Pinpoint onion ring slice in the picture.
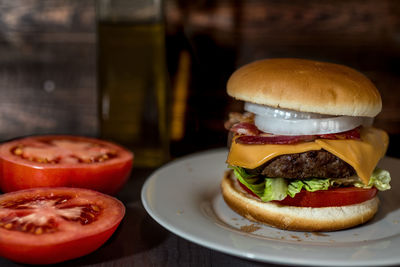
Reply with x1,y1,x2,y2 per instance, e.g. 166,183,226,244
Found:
244,102,330,119
244,102,371,135
254,114,364,135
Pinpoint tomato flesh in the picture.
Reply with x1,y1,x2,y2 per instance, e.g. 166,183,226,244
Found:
238,180,378,207
0,135,133,194
276,187,378,207
0,187,125,264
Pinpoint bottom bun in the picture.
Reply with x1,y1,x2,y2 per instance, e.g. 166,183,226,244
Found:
221,170,379,232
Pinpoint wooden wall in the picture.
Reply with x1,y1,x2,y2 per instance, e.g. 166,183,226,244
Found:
0,0,97,141
0,0,399,156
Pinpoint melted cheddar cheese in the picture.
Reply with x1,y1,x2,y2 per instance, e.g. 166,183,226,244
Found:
226,127,389,184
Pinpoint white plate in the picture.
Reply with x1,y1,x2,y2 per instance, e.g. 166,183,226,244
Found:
141,148,400,266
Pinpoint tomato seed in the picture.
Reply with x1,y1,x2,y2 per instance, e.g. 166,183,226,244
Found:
35,227,43,235
37,158,48,163
92,205,100,212
13,148,23,155
4,223,12,229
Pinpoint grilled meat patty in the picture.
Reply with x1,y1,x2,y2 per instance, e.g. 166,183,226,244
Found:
260,150,356,179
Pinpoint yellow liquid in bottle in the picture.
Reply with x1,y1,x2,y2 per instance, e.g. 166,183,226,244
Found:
98,22,169,167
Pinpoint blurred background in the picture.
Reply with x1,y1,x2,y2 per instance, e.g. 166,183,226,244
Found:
0,0,399,167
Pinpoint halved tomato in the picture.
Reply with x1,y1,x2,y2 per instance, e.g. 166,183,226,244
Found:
239,180,378,207
0,135,133,194
0,187,125,264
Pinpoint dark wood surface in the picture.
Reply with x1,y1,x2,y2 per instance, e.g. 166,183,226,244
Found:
0,0,97,141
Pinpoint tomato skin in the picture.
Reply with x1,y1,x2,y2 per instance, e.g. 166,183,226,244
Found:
0,135,133,194
0,223,119,265
276,187,378,207
0,187,125,264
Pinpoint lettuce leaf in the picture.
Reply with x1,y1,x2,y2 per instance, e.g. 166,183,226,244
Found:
287,179,330,197
353,168,391,191
263,178,287,201
229,165,391,202
230,165,330,201
230,166,264,195
231,165,287,201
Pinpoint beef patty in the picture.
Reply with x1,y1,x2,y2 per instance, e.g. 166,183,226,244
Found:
261,150,355,179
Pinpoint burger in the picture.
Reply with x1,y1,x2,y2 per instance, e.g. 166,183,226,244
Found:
221,58,391,232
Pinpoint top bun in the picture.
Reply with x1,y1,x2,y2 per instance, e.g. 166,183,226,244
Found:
227,58,382,117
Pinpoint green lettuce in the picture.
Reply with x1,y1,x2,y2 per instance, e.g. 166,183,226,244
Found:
263,178,287,201
231,165,265,196
231,164,287,201
229,165,391,202
288,179,330,197
353,168,391,191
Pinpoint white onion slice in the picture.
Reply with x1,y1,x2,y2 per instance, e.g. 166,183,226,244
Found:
254,114,365,135
244,102,372,135
245,102,330,120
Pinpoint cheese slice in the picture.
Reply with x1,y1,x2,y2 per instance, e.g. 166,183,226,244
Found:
227,127,389,184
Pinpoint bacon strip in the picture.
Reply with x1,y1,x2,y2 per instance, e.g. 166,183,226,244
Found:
236,135,316,145
235,127,361,145
320,127,360,140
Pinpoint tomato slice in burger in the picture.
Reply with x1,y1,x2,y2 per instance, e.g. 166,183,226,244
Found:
0,135,133,194
276,187,378,208
239,180,378,207
0,187,125,264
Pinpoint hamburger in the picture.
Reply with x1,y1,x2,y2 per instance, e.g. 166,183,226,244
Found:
221,58,391,231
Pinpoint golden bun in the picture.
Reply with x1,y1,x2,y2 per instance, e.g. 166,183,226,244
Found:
227,58,382,117
221,171,379,232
